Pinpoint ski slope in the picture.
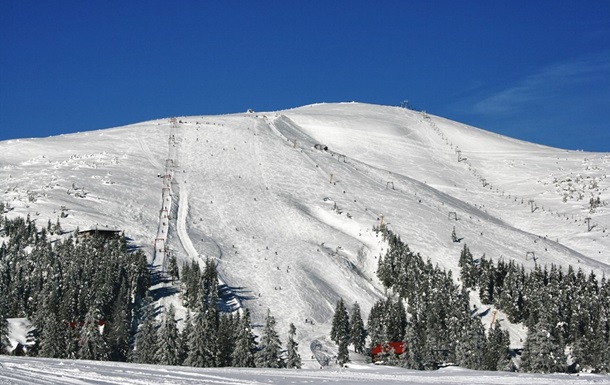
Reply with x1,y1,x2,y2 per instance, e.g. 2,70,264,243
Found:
1,102,609,364
1,356,608,385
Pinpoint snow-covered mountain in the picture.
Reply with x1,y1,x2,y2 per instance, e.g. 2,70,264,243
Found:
1,102,609,361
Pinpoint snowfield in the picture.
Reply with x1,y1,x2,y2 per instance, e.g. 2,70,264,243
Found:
1,102,609,369
1,356,608,384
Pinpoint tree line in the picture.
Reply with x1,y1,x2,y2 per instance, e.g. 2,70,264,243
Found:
132,258,302,368
328,225,610,373
459,244,610,373
0,213,302,368
0,214,148,360
331,225,511,370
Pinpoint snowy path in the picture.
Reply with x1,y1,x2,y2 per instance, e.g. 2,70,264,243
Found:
1,356,608,385
176,182,199,259
135,130,163,170
172,124,242,313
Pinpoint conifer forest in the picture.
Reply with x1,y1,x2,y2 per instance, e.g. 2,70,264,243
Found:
1,212,609,373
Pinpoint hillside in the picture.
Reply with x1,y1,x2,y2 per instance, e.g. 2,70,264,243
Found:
1,102,609,364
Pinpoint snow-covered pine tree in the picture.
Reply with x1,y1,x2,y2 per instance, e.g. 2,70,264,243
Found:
285,323,302,369
597,276,610,373
156,304,181,366
78,306,109,361
232,308,257,367
201,258,219,312
349,302,366,354
53,218,62,235
181,260,201,309
454,314,486,370
478,256,495,305
132,296,158,364
106,283,131,362
337,338,350,366
255,309,283,368
185,299,218,367
401,321,424,370
386,297,406,342
330,298,350,345
35,272,64,358
179,310,192,364
167,253,179,283
217,313,237,367
1,305,11,354
331,298,351,365
366,299,386,347
458,244,476,289
496,260,525,323
484,320,511,371
520,319,565,373
39,313,67,358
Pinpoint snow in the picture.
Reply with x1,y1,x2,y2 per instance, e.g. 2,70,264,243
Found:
1,356,608,384
1,102,609,368
5,319,34,353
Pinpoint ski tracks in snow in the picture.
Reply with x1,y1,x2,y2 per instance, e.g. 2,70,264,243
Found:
134,130,163,170
172,125,242,313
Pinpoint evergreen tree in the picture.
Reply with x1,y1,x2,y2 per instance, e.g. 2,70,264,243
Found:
106,283,131,362
232,309,257,367
1,304,11,354
520,320,565,373
185,300,218,367
386,298,407,342
455,315,486,370
185,258,220,367
330,298,350,366
0,300,10,354
156,304,181,366
285,323,302,369
402,321,424,370
330,298,350,345
349,302,366,354
179,310,192,364
458,244,476,289
217,313,237,367
597,276,610,373
484,320,511,371
337,337,350,366
451,227,458,242
478,257,495,305
64,327,79,359
167,253,179,283
255,309,283,368
181,261,201,309
78,306,109,361
132,297,158,364
39,313,67,358
367,300,386,347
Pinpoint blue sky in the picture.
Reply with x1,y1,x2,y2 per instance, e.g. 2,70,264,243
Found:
1,1,609,151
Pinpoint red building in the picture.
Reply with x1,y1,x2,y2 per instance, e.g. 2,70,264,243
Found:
371,342,405,362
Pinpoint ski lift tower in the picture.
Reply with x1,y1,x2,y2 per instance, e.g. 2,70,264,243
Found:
585,217,596,232
526,251,537,265
528,200,537,213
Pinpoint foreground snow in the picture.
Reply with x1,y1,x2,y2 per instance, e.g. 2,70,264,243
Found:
1,356,608,385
